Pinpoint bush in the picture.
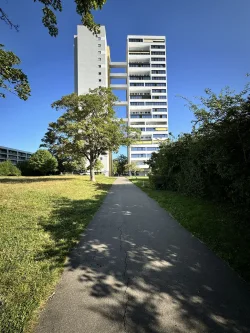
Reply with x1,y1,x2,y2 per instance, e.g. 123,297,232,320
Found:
29,149,58,175
0,161,21,176
17,160,40,176
148,85,250,210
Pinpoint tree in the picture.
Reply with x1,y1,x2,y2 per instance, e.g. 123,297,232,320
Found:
62,156,86,173
0,1,108,100
94,159,104,173
41,87,140,181
125,162,140,176
112,154,128,175
0,45,31,100
29,149,58,175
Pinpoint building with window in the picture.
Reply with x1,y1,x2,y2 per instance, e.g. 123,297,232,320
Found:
74,27,168,175
0,146,32,165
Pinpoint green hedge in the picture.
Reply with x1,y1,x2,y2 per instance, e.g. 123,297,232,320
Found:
148,86,250,210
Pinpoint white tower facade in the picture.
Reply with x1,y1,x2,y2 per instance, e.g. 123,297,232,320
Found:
74,25,111,175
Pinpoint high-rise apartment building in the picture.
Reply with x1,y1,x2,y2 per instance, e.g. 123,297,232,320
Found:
74,26,168,175
74,26,111,175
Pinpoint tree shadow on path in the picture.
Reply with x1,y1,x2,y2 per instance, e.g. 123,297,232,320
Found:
39,181,250,333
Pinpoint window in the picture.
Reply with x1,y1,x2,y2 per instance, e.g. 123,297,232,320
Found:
131,147,147,151
98,58,101,61
98,37,101,40
98,44,101,47
130,102,144,106
129,38,143,42
152,89,166,93
98,51,101,54
152,76,166,80
99,72,101,75
151,45,165,49
152,70,166,74
151,58,166,62
153,134,168,138
100,157,103,160
153,108,167,112
151,64,165,68
131,154,147,158
151,51,165,55
98,65,101,68
145,83,166,87
99,79,101,82
145,102,167,106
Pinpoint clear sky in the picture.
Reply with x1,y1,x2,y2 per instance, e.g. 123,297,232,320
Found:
1,0,250,155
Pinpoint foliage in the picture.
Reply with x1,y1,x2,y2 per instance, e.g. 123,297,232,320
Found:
17,160,39,176
112,154,128,175
0,160,21,176
125,161,140,175
0,44,31,100
94,159,104,173
0,175,114,332
62,156,86,173
29,149,58,175
148,83,250,210
130,177,250,284
0,1,107,100
41,88,140,181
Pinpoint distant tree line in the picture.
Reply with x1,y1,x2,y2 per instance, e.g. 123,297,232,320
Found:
149,82,250,211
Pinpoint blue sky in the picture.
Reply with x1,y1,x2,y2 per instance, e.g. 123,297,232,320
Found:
1,0,250,155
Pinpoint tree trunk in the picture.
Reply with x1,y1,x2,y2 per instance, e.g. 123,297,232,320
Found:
89,163,96,182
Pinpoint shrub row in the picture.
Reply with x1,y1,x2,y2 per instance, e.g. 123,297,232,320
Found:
148,87,250,210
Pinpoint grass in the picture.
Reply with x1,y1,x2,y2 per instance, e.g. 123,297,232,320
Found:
130,177,250,284
0,175,114,333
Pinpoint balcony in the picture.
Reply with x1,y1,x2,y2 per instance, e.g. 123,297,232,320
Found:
114,101,128,106
110,84,128,90
110,73,127,79
110,62,127,68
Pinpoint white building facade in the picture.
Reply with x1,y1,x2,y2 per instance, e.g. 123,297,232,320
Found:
75,27,168,175
111,35,168,174
74,25,111,176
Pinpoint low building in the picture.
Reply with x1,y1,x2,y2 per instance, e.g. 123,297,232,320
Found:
0,146,33,165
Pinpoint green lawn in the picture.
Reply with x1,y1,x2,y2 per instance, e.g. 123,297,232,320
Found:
130,177,250,283
0,175,114,333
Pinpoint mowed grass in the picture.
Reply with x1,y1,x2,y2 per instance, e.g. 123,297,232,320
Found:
130,177,250,283
0,175,114,333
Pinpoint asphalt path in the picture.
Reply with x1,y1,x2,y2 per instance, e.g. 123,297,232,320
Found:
36,177,250,333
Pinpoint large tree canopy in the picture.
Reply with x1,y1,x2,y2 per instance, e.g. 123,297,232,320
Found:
41,88,140,181
0,0,108,100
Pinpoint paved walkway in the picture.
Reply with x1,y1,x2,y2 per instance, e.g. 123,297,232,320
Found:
36,177,250,333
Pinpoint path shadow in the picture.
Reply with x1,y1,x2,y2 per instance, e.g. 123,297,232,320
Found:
36,182,112,268
64,182,250,333
38,181,250,333
0,177,75,184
